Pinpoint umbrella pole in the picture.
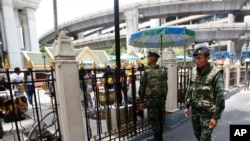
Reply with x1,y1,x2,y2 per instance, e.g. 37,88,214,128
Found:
184,45,187,66
160,18,163,67
114,0,122,107
160,34,163,67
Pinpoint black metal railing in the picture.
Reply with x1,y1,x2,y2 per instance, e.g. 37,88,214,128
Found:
79,65,176,141
177,63,192,108
0,66,191,141
0,68,60,141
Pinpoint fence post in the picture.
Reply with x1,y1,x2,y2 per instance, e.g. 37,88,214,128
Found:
236,60,241,86
53,31,85,141
223,58,230,91
163,48,178,112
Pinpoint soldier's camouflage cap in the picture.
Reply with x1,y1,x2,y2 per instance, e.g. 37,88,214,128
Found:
193,45,210,56
147,52,160,58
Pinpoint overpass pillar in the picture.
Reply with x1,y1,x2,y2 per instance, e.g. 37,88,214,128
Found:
227,41,236,54
236,60,241,86
228,14,235,23
21,8,39,52
124,7,139,53
224,58,230,91
227,40,236,63
1,0,23,68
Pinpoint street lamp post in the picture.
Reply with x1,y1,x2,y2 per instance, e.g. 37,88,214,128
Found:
40,46,46,71
0,41,3,68
245,37,249,90
42,54,46,71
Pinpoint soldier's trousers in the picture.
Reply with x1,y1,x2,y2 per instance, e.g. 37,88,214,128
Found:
146,98,165,141
191,109,213,141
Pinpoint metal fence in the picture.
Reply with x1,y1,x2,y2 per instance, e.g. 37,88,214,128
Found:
79,66,150,141
0,64,191,141
0,68,60,141
177,63,192,108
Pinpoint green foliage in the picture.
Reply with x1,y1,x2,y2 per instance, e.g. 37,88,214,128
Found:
105,44,126,55
173,48,185,56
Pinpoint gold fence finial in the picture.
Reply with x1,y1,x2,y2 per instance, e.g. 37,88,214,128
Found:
104,62,107,69
122,63,126,68
79,61,84,69
27,60,33,69
4,58,10,69
130,62,135,68
42,82,48,90
49,59,54,68
93,61,96,69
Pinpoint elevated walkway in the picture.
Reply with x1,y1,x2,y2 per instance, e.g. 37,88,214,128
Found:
73,22,250,50
39,0,250,44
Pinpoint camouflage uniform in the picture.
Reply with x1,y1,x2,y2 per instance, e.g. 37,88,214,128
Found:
139,64,168,141
185,64,225,141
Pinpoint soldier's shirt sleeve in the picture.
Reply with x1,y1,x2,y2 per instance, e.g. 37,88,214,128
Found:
184,80,192,108
139,71,148,102
212,72,225,120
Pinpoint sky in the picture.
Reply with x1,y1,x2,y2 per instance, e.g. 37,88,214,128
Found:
35,0,144,37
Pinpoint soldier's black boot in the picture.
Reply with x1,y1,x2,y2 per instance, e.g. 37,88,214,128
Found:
154,131,163,141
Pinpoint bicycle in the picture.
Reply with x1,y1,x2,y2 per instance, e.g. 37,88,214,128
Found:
26,109,60,141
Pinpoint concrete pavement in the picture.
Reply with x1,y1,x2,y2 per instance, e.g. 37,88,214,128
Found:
141,89,250,141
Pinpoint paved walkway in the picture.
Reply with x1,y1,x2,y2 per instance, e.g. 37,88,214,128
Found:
142,89,250,141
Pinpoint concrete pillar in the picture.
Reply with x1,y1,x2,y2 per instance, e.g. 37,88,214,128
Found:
0,11,7,52
163,48,178,112
1,0,23,68
227,40,236,64
77,32,84,39
227,40,236,54
244,15,250,23
124,7,139,53
21,8,39,52
97,29,102,35
223,58,230,91
236,60,241,86
228,14,235,23
21,9,31,51
54,31,85,141
149,18,160,27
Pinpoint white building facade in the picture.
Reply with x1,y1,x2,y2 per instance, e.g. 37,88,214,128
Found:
0,0,41,68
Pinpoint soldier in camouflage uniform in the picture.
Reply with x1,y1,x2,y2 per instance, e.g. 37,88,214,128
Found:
184,45,225,141
139,52,168,141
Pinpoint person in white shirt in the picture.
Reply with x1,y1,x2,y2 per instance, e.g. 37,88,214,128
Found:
10,67,23,96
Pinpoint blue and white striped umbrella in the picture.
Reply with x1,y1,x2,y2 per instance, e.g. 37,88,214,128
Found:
129,26,195,48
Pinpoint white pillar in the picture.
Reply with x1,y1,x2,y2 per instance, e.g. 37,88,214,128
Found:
223,58,230,91
21,8,39,52
236,60,241,86
124,7,139,53
1,0,23,68
227,40,235,55
228,13,235,23
0,11,7,52
21,9,31,51
54,31,85,141
163,48,179,112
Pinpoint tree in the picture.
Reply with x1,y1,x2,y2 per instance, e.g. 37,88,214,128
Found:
105,44,126,55
173,47,185,56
